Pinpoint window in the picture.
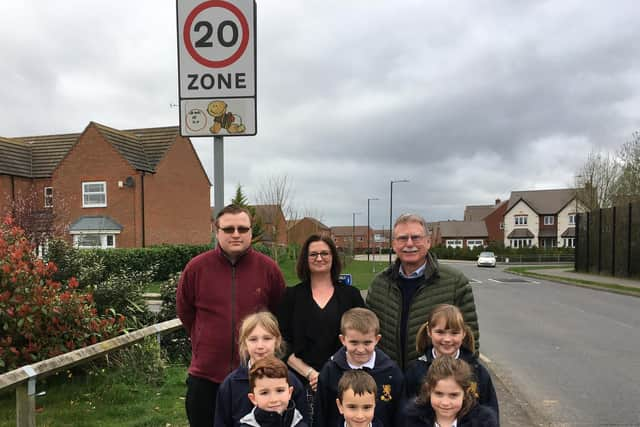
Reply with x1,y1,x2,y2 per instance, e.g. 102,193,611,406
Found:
569,214,576,225
514,215,528,225
544,216,554,225
44,187,53,208
509,238,532,248
446,239,463,248
466,239,484,250
563,238,575,248
74,234,116,249
82,181,107,207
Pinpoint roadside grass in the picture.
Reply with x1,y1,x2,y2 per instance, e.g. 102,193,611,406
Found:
0,364,188,427
279,258,388,290
505,266,640,297
143,281,162,294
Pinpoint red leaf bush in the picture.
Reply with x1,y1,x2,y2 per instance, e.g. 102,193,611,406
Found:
0,216,125,373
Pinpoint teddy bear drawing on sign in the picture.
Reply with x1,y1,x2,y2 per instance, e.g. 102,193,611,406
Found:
206,100,246,134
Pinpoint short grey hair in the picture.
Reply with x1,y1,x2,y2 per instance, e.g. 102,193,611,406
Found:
393,213,431,237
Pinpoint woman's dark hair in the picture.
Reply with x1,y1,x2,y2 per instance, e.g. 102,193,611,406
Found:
296,234,341,283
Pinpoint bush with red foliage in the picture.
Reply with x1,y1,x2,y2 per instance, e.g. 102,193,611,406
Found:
0,216,125,373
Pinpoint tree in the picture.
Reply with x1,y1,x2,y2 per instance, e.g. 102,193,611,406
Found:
3,190,70,253
230,184,264,242
255,175,298,260
576,151,620,210
614,131,640,205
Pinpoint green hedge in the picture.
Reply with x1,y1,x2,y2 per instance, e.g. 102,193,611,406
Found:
76,244,213,282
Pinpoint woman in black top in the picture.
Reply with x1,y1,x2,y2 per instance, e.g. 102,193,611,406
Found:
277,234,364,391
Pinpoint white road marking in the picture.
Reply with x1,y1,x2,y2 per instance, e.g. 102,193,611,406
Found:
488,278,501,283
470,278,482,283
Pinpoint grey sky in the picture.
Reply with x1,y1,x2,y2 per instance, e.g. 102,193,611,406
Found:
1,1,639,228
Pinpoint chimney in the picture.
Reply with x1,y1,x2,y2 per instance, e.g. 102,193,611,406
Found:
495,198,501,205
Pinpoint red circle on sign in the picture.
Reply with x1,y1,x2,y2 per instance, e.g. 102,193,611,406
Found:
184,0,250,68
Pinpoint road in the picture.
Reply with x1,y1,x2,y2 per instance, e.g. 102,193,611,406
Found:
447,261,640,426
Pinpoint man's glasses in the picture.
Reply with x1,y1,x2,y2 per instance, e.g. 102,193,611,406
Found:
394,234,426,244
218,226,251,234
308,251,331,259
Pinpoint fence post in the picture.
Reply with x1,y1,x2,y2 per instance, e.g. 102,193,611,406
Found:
16,378,36,427
612,206,616,276
575,212,580,272
598,208,602,274
628,203,633,277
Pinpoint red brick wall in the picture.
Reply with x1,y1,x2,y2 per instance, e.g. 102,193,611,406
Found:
52,125,141,247
288,219,330,246
484,202,508,244
144,135,211,245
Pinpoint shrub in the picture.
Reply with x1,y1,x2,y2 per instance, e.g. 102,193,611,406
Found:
157,272,191,364
0,216,124,373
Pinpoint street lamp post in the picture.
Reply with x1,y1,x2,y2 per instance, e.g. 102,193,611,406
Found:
367,198,379,262
352,212,362,259
389,179,409,263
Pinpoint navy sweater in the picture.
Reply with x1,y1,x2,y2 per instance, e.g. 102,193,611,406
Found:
315,347,405,427
405,400,498,427
405,346,499,421
214,366,310,427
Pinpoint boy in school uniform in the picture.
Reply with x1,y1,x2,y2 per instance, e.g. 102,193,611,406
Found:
315,308,405,427
240,356,308,427
336,370,383,427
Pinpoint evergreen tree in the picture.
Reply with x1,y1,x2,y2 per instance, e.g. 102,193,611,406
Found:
230,184,264,242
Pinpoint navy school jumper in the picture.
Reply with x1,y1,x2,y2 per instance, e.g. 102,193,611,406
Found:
315,347,405,427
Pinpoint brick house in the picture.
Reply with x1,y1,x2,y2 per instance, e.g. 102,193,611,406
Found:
435,220,488,249
287,217,330,246
0,122,211,248
253,204,288,246
464,199,508,244
331,225,372,253
503,188,583,248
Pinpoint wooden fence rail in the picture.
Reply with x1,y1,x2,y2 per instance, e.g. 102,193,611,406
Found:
0,318,183,427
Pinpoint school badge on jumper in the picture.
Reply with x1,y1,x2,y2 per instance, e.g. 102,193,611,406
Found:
380,384,393,401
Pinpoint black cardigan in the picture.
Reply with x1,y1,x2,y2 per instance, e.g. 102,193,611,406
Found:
276,281,364,372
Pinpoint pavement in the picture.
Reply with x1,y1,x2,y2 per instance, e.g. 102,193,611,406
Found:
530,267,640,289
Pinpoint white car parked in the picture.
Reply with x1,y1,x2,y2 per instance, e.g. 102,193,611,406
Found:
477,251,496,267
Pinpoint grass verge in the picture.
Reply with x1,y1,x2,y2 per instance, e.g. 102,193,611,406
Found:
279,258,388,290
0,364,188,427
505,267,640,297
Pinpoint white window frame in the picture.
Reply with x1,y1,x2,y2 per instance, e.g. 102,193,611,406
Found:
73,233,117,249
446,239,463,248
514,215,528,226
510,238,532,248
82,181,107,208
466,239,484,250
569,214,576,225
44,187,53,208
544,216,554,225
563,237,575,248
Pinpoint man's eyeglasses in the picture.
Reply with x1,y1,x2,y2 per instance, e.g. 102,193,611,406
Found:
218,226,251,234
394,234,426,244
308,251,331,259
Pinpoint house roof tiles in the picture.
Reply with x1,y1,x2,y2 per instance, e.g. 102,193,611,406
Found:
506,188,575,215
1,123,182,178
507,228,535,238
69,215,123,233
438,220,488,238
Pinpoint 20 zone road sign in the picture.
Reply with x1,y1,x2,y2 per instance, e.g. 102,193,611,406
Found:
177,0,256,137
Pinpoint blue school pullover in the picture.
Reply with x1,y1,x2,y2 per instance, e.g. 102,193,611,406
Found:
215,366,310,427
404,346,499,422
315,347,405,427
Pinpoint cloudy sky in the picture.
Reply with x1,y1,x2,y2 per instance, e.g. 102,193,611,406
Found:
2,1,639,228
